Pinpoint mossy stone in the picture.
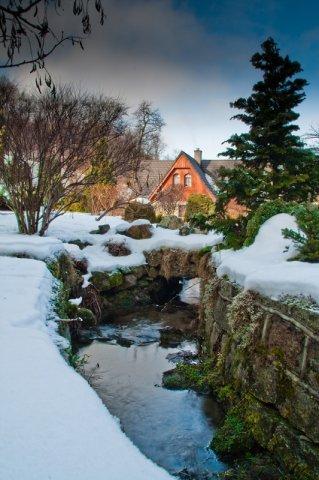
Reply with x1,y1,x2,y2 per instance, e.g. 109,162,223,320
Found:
90,271,124,292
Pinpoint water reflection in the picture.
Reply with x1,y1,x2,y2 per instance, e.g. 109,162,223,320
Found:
80,308,226,479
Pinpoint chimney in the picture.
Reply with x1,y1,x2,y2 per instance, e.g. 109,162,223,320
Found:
194,148,202,165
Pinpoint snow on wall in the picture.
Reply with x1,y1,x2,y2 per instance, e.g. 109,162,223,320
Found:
0,255,173,480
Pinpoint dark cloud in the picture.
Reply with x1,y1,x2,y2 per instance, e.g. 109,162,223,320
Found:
11,0,319,157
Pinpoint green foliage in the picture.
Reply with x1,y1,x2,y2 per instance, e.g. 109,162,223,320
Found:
213,38,319,246
185,193,215,222
282,204,319,262
279,294,319,311
211,214,248,249
162,360,220,392
65,347,88,372
245,200,297,246
199,245,213,256
211,408,256,457
188,212,213,231
124,202,156,223
217,38,319,214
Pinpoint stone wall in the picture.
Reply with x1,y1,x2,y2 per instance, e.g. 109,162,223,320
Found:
199,262,319,475
89,248,209,319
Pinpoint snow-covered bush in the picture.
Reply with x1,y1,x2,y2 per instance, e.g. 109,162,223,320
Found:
245,200,297,246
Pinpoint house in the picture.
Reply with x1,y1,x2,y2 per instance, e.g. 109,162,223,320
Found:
140,149,240,217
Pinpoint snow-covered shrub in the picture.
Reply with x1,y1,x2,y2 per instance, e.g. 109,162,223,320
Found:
245,200,296,246
282,204,319,262
124,202,156,223
185,194,215,222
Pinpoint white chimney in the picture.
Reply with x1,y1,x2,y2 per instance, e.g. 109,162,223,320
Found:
194,148,202,165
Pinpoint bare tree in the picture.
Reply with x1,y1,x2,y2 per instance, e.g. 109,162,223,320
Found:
0,1,105,89
95,100,165,220
0,79,126,235
134,100,165,159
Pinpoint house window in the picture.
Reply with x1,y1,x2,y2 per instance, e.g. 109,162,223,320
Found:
184,173,192,187
173,173,180,185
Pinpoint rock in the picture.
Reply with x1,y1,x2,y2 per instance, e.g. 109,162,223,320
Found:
158,215,183,230
90,271,124,292
69,239,92,250
124,223,153,239
166,350,198,364
98,224,110,234
179,224,195,236
89,223,110,235
123,273,138,288
107,241,131,256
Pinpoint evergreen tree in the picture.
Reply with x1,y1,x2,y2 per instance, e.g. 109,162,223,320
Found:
216,38,319,218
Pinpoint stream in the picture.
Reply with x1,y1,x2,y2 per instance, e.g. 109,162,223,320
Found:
79,305,226,479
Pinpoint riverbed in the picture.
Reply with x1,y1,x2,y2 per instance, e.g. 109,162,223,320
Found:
79,306,226,479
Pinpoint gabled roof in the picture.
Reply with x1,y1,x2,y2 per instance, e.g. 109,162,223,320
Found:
180,151,218,194
138,152,239,197
138,159,174,195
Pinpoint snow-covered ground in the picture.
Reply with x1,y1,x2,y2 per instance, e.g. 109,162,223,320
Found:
213,213,319,304
0,255,174,480
0,211,223,480
0,211,222,274
1,209,318,479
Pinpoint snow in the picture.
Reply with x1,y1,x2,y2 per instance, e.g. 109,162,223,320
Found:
180,278,201,305
134,197,150,204
0,255,173,480
0,210,224,480
213,213,319,303
4,209,318,479
0,232,65,260
205,172,218,191
69,296,82,306
0,211,223,274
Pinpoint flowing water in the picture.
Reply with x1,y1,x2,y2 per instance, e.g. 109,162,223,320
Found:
79,306,226,479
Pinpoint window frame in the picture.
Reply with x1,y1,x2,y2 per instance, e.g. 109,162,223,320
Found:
184,173,192,187
173,172,180,185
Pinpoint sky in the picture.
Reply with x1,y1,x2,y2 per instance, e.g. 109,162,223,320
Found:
9,0,319,159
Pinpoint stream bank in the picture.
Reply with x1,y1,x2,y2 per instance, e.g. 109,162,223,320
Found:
54,244,319,480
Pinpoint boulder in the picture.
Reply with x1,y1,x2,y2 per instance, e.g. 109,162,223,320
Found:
89,223,110,235
90,271,124,292
124,223,153,240
77,307,97,329
98,224,110,234
158,215,183,230
107,241,131,256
